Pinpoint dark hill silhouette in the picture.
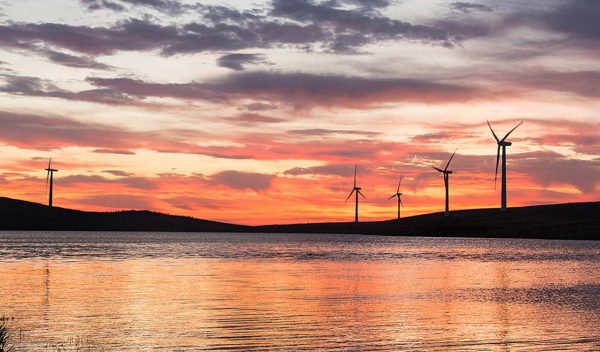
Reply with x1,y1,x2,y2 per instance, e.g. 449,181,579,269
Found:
255,202,600,240
0,197,598,240
0,197,248,232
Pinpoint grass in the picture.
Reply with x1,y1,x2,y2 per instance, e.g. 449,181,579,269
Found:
1,317,93,352
0,317,14,352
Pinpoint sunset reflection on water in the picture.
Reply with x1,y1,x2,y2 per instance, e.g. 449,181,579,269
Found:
1,232,599,351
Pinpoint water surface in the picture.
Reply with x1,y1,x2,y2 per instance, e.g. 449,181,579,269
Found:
1,232,599,351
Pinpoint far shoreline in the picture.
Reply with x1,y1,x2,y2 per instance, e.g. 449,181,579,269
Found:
1,197,598,241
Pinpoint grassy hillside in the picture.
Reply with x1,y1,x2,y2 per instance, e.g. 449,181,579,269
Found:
0,197,247,232
255,202,600,240
0,197,598,240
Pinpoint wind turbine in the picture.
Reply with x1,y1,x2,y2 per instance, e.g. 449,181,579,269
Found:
487,120,523,212
45,158,58,207
345,164,365,223
388,175,404,220
433,150,457,217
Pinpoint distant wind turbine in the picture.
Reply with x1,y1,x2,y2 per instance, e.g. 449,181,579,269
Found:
45,158,58,207
345,164,365,223
487,120,523,212
433,149,457,217
388,175,404,220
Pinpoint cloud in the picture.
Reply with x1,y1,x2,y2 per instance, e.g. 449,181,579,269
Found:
227,113,286,124
102,169,134,177
93,148,136,155
449,2,494,14
288,128,380,137
87,71,493,108
512,70,600,98
411,131,479,143
538,0,600,40
208,170,275,192
217,53,269,71
0,1,490,60
515,157,600,193
284,164,355,177
74,193,153,209
42,50,112,70
60,174,156,189
270,0,466,51
79,0,125,11
0,74,133,105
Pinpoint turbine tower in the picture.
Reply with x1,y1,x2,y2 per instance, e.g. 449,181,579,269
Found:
433,150,457,217
487,120,523,212
45,158,58,207
345,164,365,223
388,175,404,220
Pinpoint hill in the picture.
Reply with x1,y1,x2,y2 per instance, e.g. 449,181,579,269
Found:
0,197,248,232
255,202,600,240
0,197,598,240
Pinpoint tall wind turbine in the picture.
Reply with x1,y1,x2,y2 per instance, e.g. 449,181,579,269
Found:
45,158,58,207
487,120,523,212
388,175,404,220
345,164,365,223
433,150,457,217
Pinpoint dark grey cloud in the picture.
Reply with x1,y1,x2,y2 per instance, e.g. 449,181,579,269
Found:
449,2,494,14
87,71,490,108
539,0,600,40
43,50,112,70
80,0,188,14
102,169,135,177
80,0,125,11
217,53,268,71
93,148,136,155
270,0,466,51
208,170,275,192
0,1,489,60
227,113,286,124
0,74,133,105
239,102,279,111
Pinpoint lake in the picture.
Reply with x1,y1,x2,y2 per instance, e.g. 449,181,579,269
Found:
1,232,599,351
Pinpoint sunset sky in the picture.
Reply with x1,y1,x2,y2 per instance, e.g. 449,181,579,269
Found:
0,0,598,224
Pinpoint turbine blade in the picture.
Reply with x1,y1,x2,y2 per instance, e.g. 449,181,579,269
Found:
358,190,366,199
432,166,444,173
46,170,50,193
444,149,457,171
494,145,500,189
501,121,523,142
388,194,396,200
487,120,499,142
353,164,357,188
345,189,355,202
397,175,402,193
400,198,404,207
48,157,52,169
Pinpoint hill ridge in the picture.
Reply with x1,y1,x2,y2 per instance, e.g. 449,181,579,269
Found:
1,197,598,240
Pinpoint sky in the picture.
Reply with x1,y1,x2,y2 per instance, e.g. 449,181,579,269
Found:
0,0,598,225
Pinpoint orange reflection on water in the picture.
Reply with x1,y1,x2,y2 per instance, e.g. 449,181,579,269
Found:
1,252,599,351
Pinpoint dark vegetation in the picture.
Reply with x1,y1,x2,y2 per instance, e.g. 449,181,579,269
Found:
0,317,14,352
0,197,598,240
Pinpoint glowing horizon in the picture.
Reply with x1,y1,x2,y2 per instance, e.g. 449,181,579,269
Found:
0,0,599,225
